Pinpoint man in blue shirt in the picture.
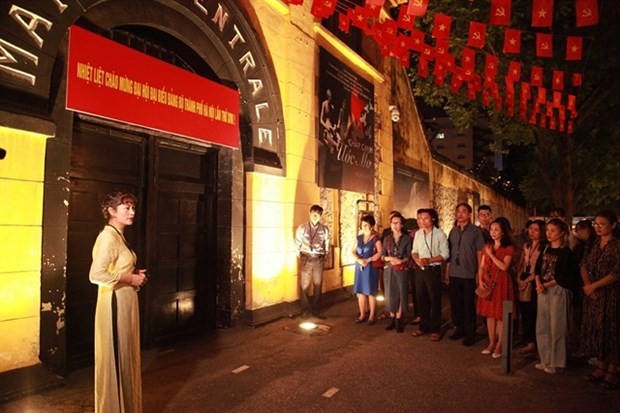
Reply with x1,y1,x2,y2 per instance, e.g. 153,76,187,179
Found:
446,203,485,346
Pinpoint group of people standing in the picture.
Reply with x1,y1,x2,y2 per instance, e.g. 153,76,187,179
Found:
344,204,620,390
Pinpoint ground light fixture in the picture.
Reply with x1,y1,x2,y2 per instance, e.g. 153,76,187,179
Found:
376,294,385,302
299,321,318,330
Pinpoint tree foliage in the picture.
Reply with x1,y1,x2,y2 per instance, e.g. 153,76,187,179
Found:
401,0,620,218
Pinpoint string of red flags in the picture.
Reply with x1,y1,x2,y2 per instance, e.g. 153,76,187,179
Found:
286,0,600,134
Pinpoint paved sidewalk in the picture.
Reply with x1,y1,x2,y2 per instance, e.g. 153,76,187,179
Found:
1,296,618,413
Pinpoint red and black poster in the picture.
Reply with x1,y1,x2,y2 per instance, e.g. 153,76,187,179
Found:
317,48,375,193
393,163,430,219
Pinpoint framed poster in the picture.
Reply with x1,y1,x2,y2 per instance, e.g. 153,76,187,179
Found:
317,48,375,193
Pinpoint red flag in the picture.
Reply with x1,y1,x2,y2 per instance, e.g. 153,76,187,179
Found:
503,28,521,54
567,120,574,134
461,47,476,71
338,12,350,33
450,72,463,94
521,82,532,100
467,83,477,100
505,78,515,95
507,61,521,81
364,1,383,18
490,0,512,26
398,52,411,68
432,14,452,39
482,90,490,107
536,33,553,58
552,70,564,90
349,6,369,30
567,94,577,111
418,58,429,78
396,33,412,51
435,39,450,57
532,0,554,28
409,30,425,52
421,44,435,61
311,0,337,19
467,21,487,48
566,36,583,61
537,87,547,104
549,116,557,130
397,6,415,29
553,91,562,107
407,0,429,17
576,0,599,27
484,55,499,79
572,72,583,86
531,66,544,86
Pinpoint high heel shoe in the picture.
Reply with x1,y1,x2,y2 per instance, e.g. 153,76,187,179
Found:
367,318,375,326
385,317,396,331
354,317,366,324
481,345,495,355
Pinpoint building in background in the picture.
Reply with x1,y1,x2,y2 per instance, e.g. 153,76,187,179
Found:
0,0,526,396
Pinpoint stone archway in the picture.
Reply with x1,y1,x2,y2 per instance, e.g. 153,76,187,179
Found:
2,0,288,373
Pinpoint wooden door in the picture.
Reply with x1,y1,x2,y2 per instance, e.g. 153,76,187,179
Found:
66,120,217,369
143,140,217,345
66,122,146,369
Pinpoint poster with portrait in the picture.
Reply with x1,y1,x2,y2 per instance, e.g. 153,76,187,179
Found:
317,48,375,194
393,163,430,219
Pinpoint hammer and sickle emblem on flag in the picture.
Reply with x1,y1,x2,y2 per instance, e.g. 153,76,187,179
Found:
582,8,593,17
541,42,549,50
534,74,540,80
495,7,506,17
473,32,481,40
324,0,332,6
413,0,423,6
438,47,445,54
404,15,411,22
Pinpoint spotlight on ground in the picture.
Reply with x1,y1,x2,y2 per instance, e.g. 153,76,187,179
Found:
299,321,317,330
376,294,385,302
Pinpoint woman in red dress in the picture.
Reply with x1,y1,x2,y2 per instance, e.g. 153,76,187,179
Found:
477,217,515,359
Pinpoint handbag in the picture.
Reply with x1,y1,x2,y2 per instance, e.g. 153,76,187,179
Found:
371,236,383,268
519,282,533,302
476,268,495,300
475,283,493,300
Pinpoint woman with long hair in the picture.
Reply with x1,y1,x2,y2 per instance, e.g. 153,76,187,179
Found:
516,219,546,355
477,217,515,358
534,218,575,375
581,210,620,389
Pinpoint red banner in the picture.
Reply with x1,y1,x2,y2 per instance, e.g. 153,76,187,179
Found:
467,21,487,48
407,0,429,17
490,0,512,26
503,28,521,54
536,33,553,57
576,0,599,27
66,26,239,148
566,36,583,60
532,0,554,28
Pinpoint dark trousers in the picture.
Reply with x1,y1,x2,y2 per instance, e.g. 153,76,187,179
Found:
300,254,325,313
414,266,442,333
519,296,537,344
449,277,477,340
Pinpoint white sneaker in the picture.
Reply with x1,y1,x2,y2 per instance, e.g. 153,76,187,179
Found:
535,363,546,371
544,366,558,375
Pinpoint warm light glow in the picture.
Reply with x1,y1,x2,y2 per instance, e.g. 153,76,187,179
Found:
264,0,290,16
299,321,317,330
376,294,385,302
313,24,385,84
